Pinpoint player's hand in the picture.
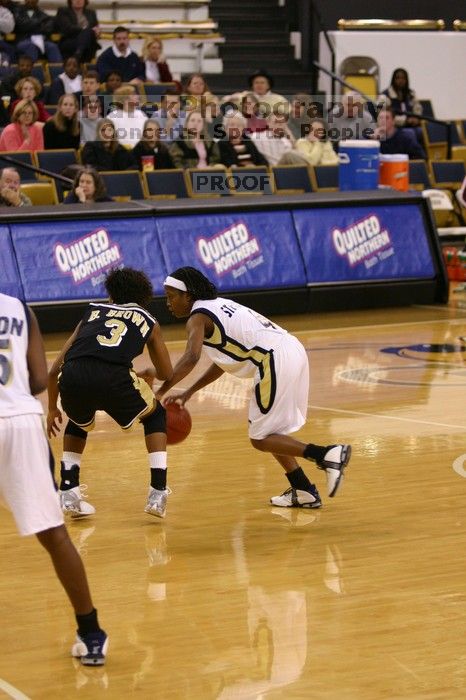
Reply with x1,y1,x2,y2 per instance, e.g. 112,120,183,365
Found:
47,408,63,438
163,390,191,407
137,367,156,389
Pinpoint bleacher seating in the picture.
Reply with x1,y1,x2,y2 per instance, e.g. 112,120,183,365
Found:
20,181,59,205
143,169,189,199
272,165,314,194
100,170,146,200
310,165,339,192
0,152,38,181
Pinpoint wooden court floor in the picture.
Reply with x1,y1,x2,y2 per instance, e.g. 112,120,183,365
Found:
2,288,466,699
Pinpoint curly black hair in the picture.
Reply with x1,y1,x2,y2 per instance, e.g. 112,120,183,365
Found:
105,267,154,308
168,267,217,300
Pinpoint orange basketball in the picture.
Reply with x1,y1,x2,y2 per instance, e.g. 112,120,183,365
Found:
165,402,192,445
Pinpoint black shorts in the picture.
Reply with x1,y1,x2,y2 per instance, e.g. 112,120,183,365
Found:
59,357,155,431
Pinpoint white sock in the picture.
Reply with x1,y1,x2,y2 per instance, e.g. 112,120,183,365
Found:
149,452,167,470
62,451,82,469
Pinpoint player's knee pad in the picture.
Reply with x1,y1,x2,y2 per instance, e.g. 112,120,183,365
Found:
64,420,88,439
142,402,166,435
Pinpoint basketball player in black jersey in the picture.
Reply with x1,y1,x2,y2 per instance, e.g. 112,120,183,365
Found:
47,268,173,519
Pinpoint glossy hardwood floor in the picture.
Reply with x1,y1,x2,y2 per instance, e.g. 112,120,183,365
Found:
2,288,466,699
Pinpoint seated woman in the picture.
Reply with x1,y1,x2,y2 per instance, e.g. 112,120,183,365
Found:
132,118,174,170
240,92,267,134
0,99,44,151
294,118,338,165
11,76,51,123
47,56,83,105
63,165,113,202
78,95,102,144
169,110,221,169
217,113,268,167
379,68,423,128
182,73,219,122
142,37,174,84
81,117,136,170
54,0,101,63
43,94,80,149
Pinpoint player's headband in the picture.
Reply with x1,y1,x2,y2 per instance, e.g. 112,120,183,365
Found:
164,276,188,292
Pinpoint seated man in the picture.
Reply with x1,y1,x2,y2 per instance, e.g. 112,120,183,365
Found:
328,92,375,144
374,107,426,160
0,167,32,207
13,0,62,63
96,26,144,86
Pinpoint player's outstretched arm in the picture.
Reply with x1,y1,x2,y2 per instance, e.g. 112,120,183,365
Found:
146,323,173,382
165,363,225,406
157,314,207,399
26,307,48,396
46,322,81,437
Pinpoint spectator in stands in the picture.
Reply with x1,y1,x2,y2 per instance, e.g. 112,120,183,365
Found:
101,69,122,97
0,99,44,150
0,166,32,206
239,92,267,133
73,68,103,111
96,26,144,86
249,113,295,166
131,118,174,170
379,68,422,128
142,37,173,84
287,93,322,140
327,91,375,144
182,73,219,123
47,56,82,104
217,113,268,167
457,177,466,209
0,54,35,100
11,75,50,121
43,93,80,149
54,0,100,63
107,84,147,147
152,91,185,142
81,117,136,170
373,107,426,160
0,95,9,126
169,109,221,169
14,0,62,63
63,165,113,202
78,93,101,143
293,118,338,165
247,69,288,116
0,0,17,62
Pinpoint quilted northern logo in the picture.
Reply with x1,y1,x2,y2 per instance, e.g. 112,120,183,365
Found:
54,228,122,285
332,214,394,269
196,221,263,278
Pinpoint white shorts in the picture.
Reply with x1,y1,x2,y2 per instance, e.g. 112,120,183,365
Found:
248,335,309,440
0,414,64,536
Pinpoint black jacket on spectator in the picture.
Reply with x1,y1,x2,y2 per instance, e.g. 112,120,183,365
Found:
54,7,99,62
43,119,80,150
81,141,136,171
96,48,145,83
131,141,174,170
217,135,269,167
14,6,54,41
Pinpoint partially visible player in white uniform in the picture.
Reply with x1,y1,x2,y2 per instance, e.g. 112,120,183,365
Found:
153,267,351,508
0,292,108,665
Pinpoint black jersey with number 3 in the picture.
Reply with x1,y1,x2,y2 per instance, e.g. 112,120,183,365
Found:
65,302,156,367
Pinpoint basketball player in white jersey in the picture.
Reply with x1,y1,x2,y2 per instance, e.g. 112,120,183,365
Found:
155,267,351,508
0,292,108,665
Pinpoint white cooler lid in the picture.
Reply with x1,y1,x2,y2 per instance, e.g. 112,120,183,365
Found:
339,139,380,148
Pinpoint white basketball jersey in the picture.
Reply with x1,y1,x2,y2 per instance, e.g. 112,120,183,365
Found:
191,297,288,379
0,293,43,417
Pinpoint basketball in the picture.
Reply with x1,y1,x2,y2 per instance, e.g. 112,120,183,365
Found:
165,402,192,445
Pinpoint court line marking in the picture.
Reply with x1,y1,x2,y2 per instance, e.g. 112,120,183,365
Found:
309,404,466,431
294,316,466,336
0,678,31,700
452,454,466,478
